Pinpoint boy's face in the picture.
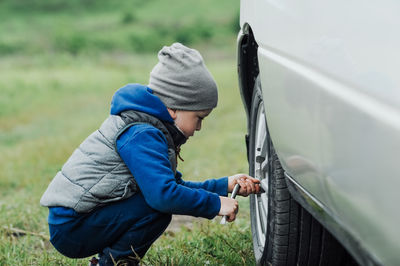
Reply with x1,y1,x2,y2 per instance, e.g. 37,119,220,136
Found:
167,109,212,138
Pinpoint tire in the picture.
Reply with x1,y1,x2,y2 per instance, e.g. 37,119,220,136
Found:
248,77,356,266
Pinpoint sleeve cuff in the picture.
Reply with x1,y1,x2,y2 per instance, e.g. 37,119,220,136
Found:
215,176,228,197
207,192,221,219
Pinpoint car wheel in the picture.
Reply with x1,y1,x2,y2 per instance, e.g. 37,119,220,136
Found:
248,76,355,266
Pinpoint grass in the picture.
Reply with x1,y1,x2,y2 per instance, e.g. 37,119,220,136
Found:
0,0,255,265
0,0,239,56
144,209,254,265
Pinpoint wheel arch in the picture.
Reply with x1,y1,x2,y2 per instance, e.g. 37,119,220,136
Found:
237,24,259,133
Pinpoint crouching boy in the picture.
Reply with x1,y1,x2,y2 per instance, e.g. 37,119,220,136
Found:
40,43,260,265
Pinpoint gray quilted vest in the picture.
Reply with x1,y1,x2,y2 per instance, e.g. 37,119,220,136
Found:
40,110,179,213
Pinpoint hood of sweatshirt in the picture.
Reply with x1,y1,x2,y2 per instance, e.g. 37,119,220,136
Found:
110,84,174,123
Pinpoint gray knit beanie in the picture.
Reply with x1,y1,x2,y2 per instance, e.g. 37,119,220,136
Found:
148,43,218,111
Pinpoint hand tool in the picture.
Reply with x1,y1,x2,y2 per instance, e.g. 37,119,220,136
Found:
220,184,240,224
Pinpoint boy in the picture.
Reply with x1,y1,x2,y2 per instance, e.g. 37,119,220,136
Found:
40,43,260,265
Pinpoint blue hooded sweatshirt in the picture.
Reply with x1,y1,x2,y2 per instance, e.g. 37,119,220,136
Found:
48,84,228,224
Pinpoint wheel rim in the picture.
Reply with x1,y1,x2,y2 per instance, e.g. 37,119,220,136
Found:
253,101,269,248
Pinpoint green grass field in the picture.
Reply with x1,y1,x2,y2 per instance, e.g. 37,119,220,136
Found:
0,0,256,265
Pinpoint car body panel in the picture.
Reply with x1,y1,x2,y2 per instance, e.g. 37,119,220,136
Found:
240,0,400,264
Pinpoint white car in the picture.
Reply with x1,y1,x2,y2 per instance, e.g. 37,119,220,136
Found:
237,1,400,265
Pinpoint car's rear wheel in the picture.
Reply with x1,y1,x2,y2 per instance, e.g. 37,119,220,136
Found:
249,76,356,266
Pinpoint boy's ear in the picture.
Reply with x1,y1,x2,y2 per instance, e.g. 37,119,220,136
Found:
167,108,177,120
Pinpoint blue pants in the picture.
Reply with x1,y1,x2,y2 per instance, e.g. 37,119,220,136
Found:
49,193,172,265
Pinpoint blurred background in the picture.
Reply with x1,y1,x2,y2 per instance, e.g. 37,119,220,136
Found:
0,0,255,264
0,0,239,56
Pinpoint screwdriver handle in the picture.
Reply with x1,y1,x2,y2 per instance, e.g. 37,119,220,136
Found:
220,184,240,224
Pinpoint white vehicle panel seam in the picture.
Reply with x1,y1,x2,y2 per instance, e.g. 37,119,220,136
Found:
258,46,400,131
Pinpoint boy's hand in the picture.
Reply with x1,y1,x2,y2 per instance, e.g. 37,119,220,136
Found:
218,196,239,222
228,174,260,197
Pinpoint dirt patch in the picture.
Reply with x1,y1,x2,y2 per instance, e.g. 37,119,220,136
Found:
166,215,206,233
